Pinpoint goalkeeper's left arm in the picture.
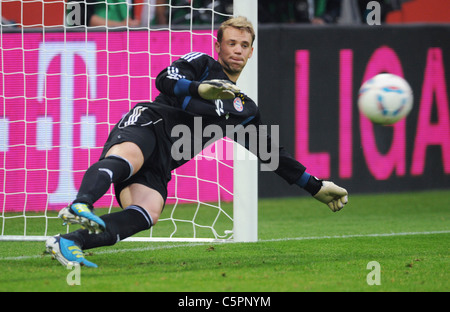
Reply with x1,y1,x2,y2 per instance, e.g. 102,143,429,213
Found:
243,115,349,212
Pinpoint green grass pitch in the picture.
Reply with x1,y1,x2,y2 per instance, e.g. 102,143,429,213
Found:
0,189,449,292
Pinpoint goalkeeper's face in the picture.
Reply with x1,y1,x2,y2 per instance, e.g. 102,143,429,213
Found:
215,27,254,82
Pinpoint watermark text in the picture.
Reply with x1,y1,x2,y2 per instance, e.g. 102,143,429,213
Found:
171,117,280,172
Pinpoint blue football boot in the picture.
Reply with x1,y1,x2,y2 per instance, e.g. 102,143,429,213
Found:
45,235,98,268
58,203,106,234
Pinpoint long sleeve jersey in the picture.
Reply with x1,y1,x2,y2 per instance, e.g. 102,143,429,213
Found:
145,52,306,185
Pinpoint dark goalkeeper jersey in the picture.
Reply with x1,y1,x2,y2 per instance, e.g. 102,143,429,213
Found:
141,52,306,185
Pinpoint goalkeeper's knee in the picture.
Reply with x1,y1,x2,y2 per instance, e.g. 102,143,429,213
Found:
75,155,134,206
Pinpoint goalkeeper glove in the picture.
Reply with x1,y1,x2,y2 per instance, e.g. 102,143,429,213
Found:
198,79,240,100
313,181,348,212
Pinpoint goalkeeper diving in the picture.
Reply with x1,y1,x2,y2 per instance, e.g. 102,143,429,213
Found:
46,16,348,268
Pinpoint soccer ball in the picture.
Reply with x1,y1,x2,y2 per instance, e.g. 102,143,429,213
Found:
358,73,413,125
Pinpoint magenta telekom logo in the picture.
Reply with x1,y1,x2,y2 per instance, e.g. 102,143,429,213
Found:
37,42,98,204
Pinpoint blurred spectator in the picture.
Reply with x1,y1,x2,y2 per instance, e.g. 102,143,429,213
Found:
67,0,140,27
339,0,400,25
66,0,97,26
67,0,233,28
259,0,341,24
169,0,232,25
338,0,361,24
259,0,312,23
257,0,399,25
89,0,140,27
139,0,168,27
357,0,400,24
312,0,342,24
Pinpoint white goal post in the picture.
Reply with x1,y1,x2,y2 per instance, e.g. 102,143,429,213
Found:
0,0,258,243
232,0,258,242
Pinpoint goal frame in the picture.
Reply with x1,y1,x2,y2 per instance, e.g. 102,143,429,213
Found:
0,0,258,243
231,0,258,242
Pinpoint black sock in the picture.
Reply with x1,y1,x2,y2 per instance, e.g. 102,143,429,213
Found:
74,155,133,207
62,205,153,250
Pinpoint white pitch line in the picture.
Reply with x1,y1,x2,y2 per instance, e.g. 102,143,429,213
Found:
261,230,450,242
0,230,449,262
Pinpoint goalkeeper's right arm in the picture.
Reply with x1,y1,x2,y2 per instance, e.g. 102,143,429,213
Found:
155,53,239,101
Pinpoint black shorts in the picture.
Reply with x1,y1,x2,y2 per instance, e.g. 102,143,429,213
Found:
99,104,172,207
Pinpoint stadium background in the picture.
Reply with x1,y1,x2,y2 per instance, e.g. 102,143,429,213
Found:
258,24,450,197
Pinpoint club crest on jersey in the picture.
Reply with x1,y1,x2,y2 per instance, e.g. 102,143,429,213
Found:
233,97,243,112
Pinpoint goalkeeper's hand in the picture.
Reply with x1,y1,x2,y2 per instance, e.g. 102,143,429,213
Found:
313,181,348,212
198,79,240,100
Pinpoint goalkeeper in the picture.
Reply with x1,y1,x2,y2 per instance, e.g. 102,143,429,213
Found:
46,16,348,268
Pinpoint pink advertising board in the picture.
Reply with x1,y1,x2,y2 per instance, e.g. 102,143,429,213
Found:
0,30,233,212
295,47,450,181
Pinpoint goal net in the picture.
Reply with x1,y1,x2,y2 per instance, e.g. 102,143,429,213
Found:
0,0,257,242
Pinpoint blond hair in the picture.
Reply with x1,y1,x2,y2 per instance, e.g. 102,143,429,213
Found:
217,16,256,46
